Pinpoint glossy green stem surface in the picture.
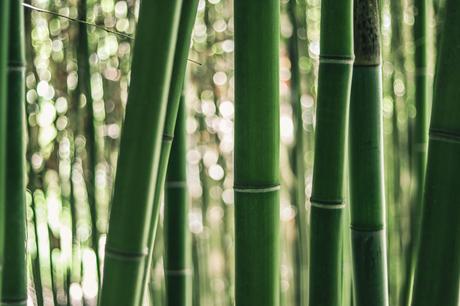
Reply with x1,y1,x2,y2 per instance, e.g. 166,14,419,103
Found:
1,1,27,305
99,1,182,305
140,0,198,303
287,1,307,305
308,0,353,304
164,99,191,306
406,0,429,302
348,1,388,306
410,1,460,305
0,0,10,295
234,1,280,305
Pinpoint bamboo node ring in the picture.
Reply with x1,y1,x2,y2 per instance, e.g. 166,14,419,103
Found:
310,200,345,209
233,185,280,193
105,246,148,261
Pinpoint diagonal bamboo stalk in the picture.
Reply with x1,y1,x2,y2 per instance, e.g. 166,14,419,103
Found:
410,1,460,305
404,0,430,303
98,1,183,305
139,1,199,304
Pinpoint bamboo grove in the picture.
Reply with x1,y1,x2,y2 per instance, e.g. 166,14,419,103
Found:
0,0,458,305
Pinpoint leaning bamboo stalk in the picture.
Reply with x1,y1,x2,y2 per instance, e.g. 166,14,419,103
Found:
164,98,191,306
234,0,280,305
0,0,10,295
308,0,354,304
0,0,27,305
410,1,460,305
98,0,183,304
405,0,430,302
348,1,388,305
139,1,199,303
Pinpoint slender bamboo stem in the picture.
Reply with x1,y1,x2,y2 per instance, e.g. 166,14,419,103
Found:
286,1,307,305
164,98,191,306
0,0,11,296
98,0,183,304
140,1,199,303
76,0,101,287
308,0,354,304
404,0,430,303
410,1,460,305
348,1,388,305
0,0,27,305
234,1,280,305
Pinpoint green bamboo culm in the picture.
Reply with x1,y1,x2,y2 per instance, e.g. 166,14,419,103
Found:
76,0,101,287
405,0,430,302
410,1,460,305
348,1,388,305
0,0,11,295
98,0,183,305
234,0,280,305
286,1,308,305
308,0,354,304
164,98,191,306
0,0,27,305
140,0,199,303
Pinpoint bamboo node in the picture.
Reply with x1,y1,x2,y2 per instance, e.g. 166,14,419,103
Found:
105,246,148,261
163,134,174,142
233,185,280,193
429,128,460,144
310,199,345,209
319,55,354,65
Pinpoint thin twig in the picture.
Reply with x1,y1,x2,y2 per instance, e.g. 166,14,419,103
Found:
23,3,202,65
23,3,134,40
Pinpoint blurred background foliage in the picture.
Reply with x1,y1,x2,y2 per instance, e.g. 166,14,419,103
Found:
21,0,437,305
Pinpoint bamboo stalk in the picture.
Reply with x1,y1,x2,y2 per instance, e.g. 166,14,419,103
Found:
164,98,191,306
286,1,308,305
348,1,388,305
140,1,198,303
404,0,430,303
0,0,11,296
410,1,460,305
98,0,183,304
0,0,27,304
234,1,280,305
76,0,101,287
308,0,354,304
